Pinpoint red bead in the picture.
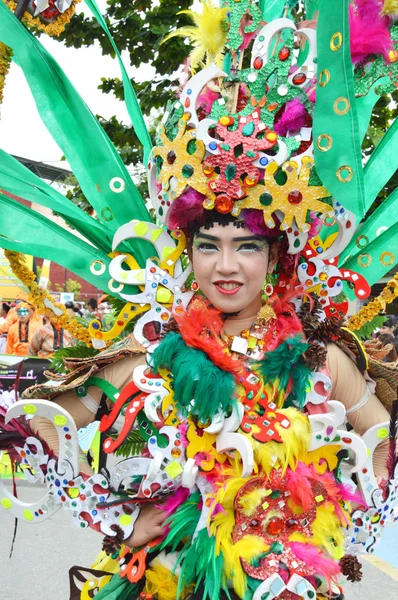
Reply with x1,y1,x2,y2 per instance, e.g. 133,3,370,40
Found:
80,494,86,501
342,437,352,444
184,98,190,108
292,72,307,85
150,267,156,273
288,190,303,204
267,517,284,535
279,47,290,61
254,56,264,70
117,320,124,326
65,434,71,440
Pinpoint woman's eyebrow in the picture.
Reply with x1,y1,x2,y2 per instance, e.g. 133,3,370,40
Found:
195,232,220,241
232,235,266,242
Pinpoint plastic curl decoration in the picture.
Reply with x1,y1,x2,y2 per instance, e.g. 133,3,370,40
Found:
4,250,92,345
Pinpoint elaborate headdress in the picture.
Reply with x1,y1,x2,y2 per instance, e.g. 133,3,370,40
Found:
0,0,397,341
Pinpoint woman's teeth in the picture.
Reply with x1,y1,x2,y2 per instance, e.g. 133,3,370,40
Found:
218,283,241,290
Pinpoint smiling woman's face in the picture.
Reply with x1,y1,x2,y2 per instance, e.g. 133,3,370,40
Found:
191,223,278,318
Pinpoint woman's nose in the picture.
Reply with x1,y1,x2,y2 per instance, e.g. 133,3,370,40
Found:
216,250,239,274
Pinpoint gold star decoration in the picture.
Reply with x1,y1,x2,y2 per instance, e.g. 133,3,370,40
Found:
152,120,209,199
240,158,334,232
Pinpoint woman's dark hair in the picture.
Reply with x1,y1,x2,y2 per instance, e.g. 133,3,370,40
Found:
2,302,11,314
87,298,98,310
65,301,74,309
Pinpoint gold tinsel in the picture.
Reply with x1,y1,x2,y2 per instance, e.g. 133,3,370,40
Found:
3,0,81,37
0,42,12,105
5,250,92,345
346,272,398,332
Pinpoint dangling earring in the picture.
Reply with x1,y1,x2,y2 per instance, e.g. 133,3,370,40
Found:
191,280,199,292
262,274,274,300
188,273,199,292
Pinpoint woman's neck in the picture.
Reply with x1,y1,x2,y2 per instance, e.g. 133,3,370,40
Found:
222,294,261,336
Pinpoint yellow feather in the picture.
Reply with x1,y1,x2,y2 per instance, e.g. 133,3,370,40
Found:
290,502,345,559
144,562,187,600
238,486,270,517
381,0,398,15
303,444,341,474
161,0,229,71
228,536,271,597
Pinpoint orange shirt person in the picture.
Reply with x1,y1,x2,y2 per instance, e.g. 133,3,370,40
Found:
5,303,42,356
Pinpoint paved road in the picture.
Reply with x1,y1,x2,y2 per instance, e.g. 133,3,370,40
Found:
0,483,397,599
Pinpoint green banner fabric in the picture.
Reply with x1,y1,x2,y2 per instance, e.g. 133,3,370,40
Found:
313,0,366,221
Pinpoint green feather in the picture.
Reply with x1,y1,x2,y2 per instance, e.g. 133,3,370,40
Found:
151,333,236,423
352,314,387,340
255,335,311,409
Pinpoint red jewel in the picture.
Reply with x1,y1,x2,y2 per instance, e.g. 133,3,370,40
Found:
144,489,151,496
253,56,264,70
342,437,352,444
288,190,303,204
61,496,66,502
279,47,290,61
191,282,199,291
215,194,234,214
362,468,368,474
38,509,43,515
184,98,190,108
80,494,86,501
346,220,352,228
292,72,307,85
65,434,71,440
68,481,74,486
175,440,181,446
266,517,284,535
117,320,124,326
150,267,156,274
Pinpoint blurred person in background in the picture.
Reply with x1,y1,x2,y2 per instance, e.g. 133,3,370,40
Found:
5,302,42,356
378,332,398,363
0,302,11,354
86,297,100,319
64,301,75,318
29,315,73,358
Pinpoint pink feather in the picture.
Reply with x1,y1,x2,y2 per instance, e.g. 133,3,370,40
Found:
198,86,221,114
286,463,315,512
289,542,341,581
349,4,393,63
167,187,207,230
355,0,384,22
274,98,308,137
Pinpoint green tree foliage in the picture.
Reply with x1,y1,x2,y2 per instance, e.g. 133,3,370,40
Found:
58,0,192,164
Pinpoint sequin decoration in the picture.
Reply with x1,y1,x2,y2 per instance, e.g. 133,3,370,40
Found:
223,0,262,52
330,31,343,51
333,97,350,115
317,134,333,152
336,165,353,183
380,251,395,266
203,111,277,203
241,159,333,231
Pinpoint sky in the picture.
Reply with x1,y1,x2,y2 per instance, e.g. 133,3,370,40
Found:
0,0,155,170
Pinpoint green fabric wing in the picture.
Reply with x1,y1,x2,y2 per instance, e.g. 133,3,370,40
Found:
0,4,151,266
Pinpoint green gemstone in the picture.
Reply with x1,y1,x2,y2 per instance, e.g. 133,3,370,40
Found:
294,239,301,248
333,435,341,442
246,150,257,158
260,193,272,206
225,163,237,181
247,391,254,400
259,36,264,42
324,436,330,442
271,541,283,555
182,164,194,178
158,206,163,216
308,592,315,599
242,122,255,137
220,143,230,151
270,490,281,499
316,434,322,440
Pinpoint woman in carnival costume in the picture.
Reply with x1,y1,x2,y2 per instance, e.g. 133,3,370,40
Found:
0,1,398,599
